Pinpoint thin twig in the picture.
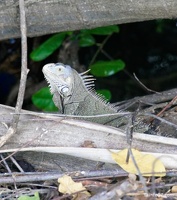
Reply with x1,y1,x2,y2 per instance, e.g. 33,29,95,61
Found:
0,154,11,173
0,0,28,147
148,95,177,124
89,35,111,66
156,95,177,117
142,113,177,129
0,170,128,184
14,0,28,124
128,148,148,193
10,156,24,172
133,73,160,94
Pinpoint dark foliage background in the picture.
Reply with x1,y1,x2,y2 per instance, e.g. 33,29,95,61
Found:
0,19,177,109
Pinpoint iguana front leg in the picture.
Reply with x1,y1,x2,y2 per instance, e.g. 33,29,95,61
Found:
53,92,64,114
53,91,81,114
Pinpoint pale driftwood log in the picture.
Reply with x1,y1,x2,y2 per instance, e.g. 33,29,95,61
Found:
0,104,176,153
0,104,177,170
0,0,176,40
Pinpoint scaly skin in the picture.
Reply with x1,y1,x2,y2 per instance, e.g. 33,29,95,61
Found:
42,63,130,127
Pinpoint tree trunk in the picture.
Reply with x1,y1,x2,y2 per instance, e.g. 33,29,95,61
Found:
0,0,176,40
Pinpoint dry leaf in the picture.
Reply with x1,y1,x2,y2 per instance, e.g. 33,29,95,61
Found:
58,175,90,198
111,149,166,177
171,185,177,193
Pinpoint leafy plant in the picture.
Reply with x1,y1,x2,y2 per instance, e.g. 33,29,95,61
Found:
78,25,119,47
30,25,119,59
156,19,166,33
18,192,40,200
31,25,125,111
32,87,58,111
78,33,96,47
97,89,112,102
84,25,119,35
30,33,66,61
90,60,125,77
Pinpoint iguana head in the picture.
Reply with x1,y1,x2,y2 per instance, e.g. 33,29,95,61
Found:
42,63,73,98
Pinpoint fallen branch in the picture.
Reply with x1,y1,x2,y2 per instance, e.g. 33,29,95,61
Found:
0,104,177,171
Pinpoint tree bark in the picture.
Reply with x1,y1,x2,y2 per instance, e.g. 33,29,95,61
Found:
0,0,176,40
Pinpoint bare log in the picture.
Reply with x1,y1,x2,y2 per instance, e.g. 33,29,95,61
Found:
0,0,176,40
0,103,176,153
0,103,177,171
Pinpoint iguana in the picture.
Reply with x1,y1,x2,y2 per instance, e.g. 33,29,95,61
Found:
42,63,138,128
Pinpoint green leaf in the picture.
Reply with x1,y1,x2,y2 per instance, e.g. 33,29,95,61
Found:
30,33,66,61
18,192,40,200
156,19,165,33
90,60,125,77
85,25,119,35
79,34,96,47
66,31,73,36
32,87,58,112
97,89,112,102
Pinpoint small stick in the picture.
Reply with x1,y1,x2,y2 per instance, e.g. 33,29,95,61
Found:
148,95,177,124
133,73,160,94
156,95,177,117
0,0,28,147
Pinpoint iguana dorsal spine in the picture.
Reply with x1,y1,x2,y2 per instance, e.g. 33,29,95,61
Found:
42,63,128,127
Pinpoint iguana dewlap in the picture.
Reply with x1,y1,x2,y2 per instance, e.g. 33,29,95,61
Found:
42,63,129,127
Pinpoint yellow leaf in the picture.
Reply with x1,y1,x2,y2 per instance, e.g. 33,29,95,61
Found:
111,149,166,177
58,175,90,197
171,185,177,193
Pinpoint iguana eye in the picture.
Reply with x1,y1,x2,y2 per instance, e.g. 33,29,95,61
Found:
58,68,61,71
